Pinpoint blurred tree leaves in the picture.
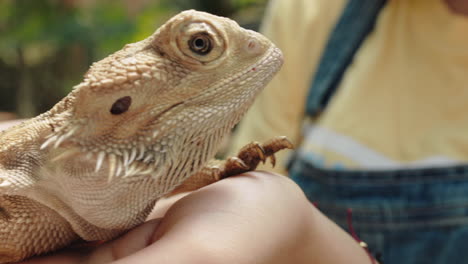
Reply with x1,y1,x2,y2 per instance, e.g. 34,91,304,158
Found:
0,0,267,118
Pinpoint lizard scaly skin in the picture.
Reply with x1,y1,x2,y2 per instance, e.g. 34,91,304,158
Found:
0,10,286,262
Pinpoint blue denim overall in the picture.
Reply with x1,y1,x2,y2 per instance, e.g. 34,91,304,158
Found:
288,1,468,263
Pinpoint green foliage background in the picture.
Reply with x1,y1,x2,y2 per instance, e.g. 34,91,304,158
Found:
0,0,268,118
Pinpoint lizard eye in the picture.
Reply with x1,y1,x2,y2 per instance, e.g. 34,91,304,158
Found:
110,96,132,115
189,33,212,55
174,21,225,64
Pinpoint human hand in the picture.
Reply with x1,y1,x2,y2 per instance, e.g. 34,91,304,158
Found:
19,172,371,264
0,119,24,131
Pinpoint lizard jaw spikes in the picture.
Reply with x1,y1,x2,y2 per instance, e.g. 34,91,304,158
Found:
43,130,167,182
0,10,286,262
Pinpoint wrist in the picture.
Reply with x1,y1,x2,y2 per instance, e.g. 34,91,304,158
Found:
294,203,373,264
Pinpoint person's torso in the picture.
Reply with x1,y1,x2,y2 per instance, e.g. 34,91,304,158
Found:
302,0,468,170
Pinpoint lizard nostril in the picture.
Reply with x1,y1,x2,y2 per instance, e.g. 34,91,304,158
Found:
248,40,256,49
245,39,262,55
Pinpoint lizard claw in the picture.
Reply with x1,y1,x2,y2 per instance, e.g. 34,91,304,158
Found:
226,157,249,170
251,142,267,164
220,136,294,178
269,154,277,168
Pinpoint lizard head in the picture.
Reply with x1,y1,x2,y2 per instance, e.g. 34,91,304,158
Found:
42,10,283,181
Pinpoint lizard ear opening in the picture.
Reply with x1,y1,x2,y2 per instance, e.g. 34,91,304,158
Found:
110,96,132,115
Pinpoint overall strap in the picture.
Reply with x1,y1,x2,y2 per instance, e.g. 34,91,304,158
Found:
305,0,387,117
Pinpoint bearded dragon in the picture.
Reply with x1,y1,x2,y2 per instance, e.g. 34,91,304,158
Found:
0,10,291,263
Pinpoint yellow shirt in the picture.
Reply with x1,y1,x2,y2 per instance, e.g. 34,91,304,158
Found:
230,0,468,173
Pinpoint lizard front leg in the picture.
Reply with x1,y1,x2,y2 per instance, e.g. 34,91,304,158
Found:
0,195,78,263
170,136,293,194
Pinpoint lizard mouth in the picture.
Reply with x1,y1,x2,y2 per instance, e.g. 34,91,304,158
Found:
119,48,282,180
148,101,185,126
41,46,283,183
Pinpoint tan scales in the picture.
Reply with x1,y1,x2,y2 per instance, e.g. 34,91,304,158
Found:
0,10,291,262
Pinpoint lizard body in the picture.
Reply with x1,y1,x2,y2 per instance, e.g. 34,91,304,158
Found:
0,10,287,263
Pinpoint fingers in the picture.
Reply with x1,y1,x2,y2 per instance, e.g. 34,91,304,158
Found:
147,193,190,220
18,248,89,264
81,219,162,264
0,119,25,131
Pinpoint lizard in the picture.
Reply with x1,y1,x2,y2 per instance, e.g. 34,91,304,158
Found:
0,10,292,263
